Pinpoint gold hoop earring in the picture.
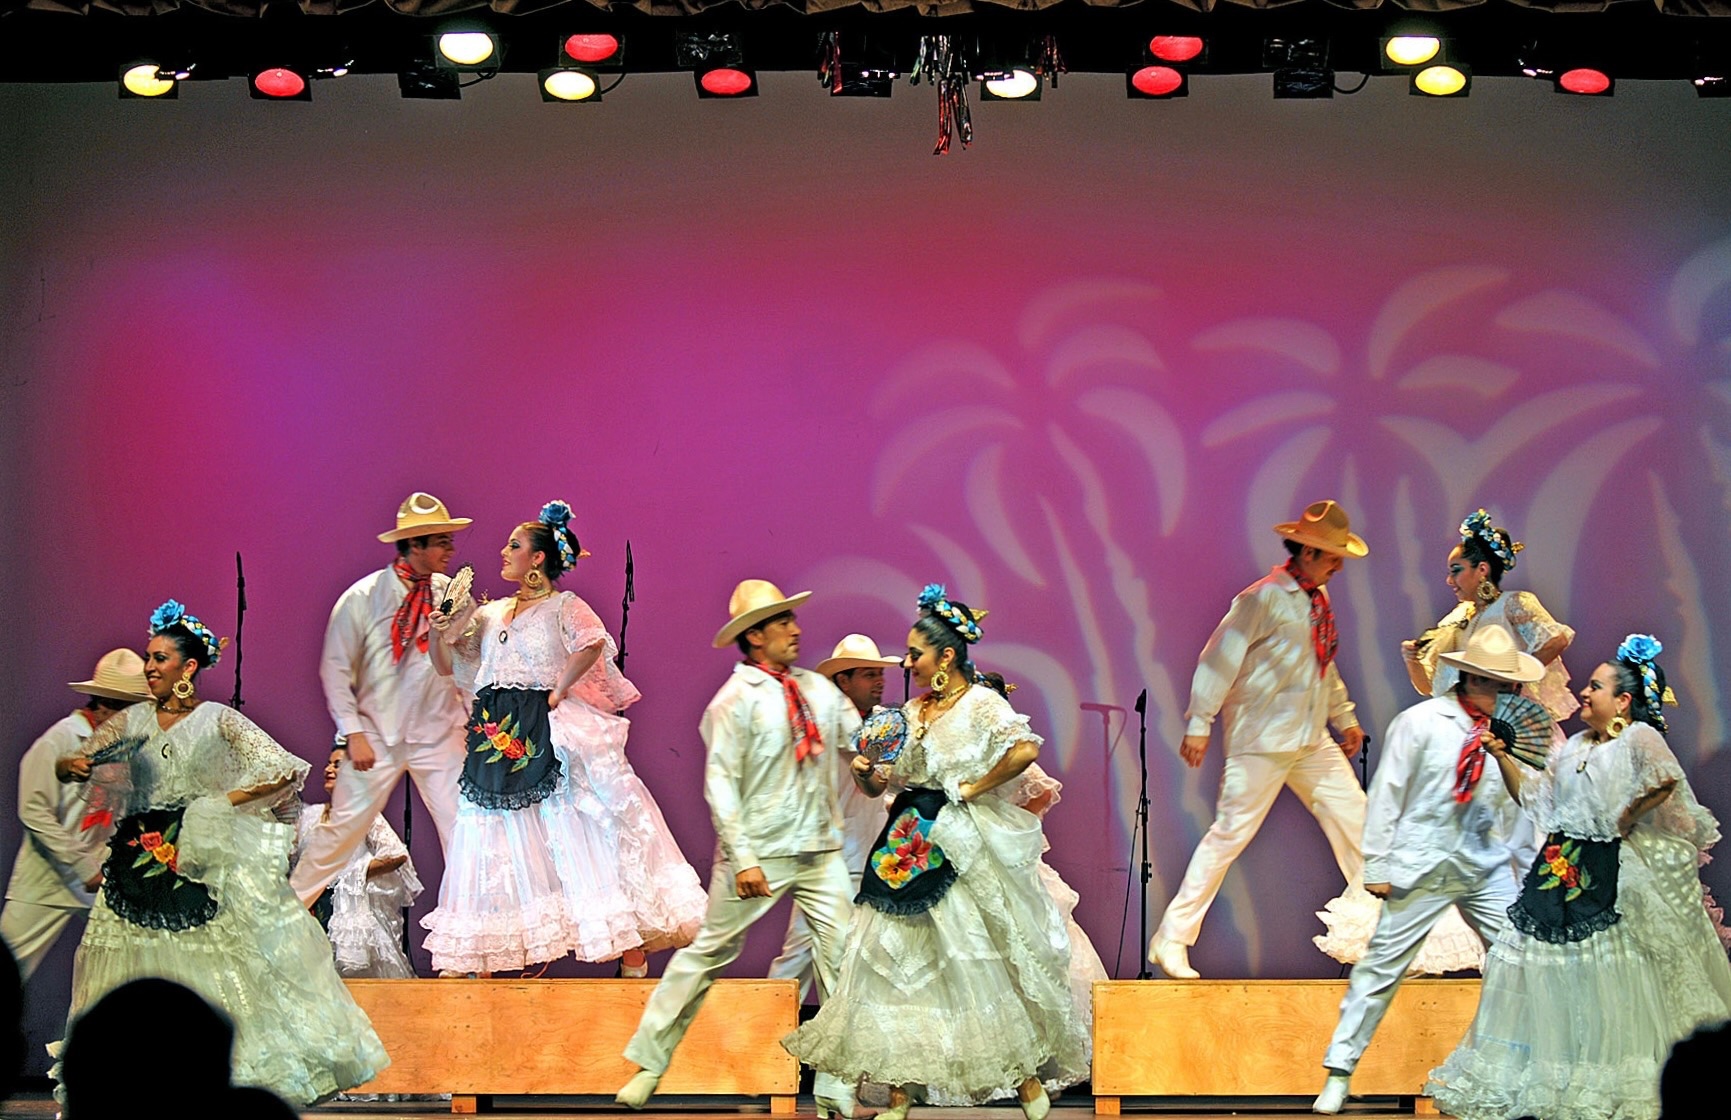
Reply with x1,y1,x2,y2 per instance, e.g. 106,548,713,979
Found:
930,668,949,695
171,678,195,700
1476,580,1501,604
1606,715,1630,738
525,570,544,589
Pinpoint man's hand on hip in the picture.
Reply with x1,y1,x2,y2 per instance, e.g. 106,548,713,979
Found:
735,867,771,898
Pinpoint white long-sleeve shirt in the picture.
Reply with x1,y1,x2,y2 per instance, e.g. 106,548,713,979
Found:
700,663,861,872
321,567,466,747
5,711,107,908
1361,695,1523,889
1184,565,1358,754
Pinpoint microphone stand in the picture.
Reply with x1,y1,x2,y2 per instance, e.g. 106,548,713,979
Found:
615,541,635,672
1135,689,1151,978
230,553,246,709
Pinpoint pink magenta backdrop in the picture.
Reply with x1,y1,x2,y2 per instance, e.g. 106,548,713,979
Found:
5,71,1731,1069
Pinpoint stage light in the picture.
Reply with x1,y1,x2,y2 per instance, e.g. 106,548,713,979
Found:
251,67,311,100
1273,68,1334,99
119,62,177,99
1127,65,1187,99
1556,67,1613,95
1696,75,1731,97
563,34,623,67
540,68,601,102
398,61,461,100
696,68,757,98
437,30,500,70
1384,36,1441,67
1411,63,1470,97
831,65,895,97
981,68,1040,100
1148,36,1204,64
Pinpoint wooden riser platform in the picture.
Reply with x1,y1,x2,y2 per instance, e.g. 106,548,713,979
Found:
344,978,800,1114
1091,979,1480,1114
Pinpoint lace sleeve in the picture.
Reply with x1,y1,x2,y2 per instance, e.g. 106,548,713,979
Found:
214,707,311,802
932,690,1043,802
1503,591,1574,651
1011,760,1063,818
561,593,641,711
1624,723,1721,850
559,592,608,654
1419,602,1473,695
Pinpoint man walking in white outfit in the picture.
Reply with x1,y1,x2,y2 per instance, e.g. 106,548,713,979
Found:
1313,626,1540,1113
1151,500,1369,980
291,491,471,907
2,650,150,978
618,581,862,1115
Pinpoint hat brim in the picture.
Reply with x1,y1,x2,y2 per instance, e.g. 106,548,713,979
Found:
815,655,903,677
1274,524,1369,558
713,591,813,649
1436,649,1546,684
69,681,152,702
378,519,473,543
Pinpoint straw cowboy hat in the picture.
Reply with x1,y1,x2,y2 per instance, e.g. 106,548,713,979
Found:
69,649,152,702
1438,626,1545,684
1274,500,1369,558
378,492,473,543
713,580,812,649
815,634,903,677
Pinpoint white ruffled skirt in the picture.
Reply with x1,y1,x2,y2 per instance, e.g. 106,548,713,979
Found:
421,697,706,973
1314,888,1491,974
1426,827,1731,1120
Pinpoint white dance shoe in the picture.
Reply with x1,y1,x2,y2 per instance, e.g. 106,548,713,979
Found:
1150,937,1200,980
1019,1084,1050,1120
1312,1072,1351,1114
814,1085,859,1119
615,1069,661,1109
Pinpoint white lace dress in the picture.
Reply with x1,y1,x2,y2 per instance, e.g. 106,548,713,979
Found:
1011,762,1109,1042
294,809,422,978
1427,723,1731,1120
60,702,387,1104
420,592,706,972
1316,590,1576,974
785,688,1091,1105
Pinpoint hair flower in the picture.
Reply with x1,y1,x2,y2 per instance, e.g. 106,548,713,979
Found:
918,584,948,610
1618,633,1664,664
148,600,186,634
539,500,573,529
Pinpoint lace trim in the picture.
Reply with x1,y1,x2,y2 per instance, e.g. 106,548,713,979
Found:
1508,901,1621,944
458,768,561,811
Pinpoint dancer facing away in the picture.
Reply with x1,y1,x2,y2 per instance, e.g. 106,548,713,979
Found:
1427,636,1731,1120
292,491,471,908
785,585,1090,1120
2,650,150,980
57,600,386,1105
1150,500,1368,979
1313,626,1545,1114
769,634,899,1001
423,501,705,975
617,580,862,1116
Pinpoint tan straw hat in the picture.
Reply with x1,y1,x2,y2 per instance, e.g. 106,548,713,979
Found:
1274,499,1369,558
378,492,473,543
815,634,903,677
69,649,152,702
1438,625,1544,684
713,580,813,649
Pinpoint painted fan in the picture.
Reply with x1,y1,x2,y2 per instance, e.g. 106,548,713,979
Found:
1489,693,1553,771
855,708,910,765
440,564,475,617
86,734,147,768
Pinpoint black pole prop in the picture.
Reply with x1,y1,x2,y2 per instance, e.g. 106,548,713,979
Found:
615,541,635,672
230,552,246,709
1135,688,1151,979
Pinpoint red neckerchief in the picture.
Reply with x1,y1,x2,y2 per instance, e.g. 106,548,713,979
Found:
1285,558,1338,678
748,660,824,762
1454,695,1491,803
391,559,433,663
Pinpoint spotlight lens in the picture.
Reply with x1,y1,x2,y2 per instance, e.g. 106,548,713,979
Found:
1148,36,1203,63
1131,66,1184,96
122,64,175,97
984,69,1040,99
1385,36,1441,67
565,34,620,63
1413,65,1466,96
253,68,307,98
543,70,598,101
439,32,496,66
699,68,754,96
1559,68,1611,95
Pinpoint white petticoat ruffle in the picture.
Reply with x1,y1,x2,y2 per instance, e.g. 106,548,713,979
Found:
1314,887,1489,974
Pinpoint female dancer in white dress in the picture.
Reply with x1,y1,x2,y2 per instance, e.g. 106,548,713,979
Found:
1428,635,1731,1120
1317,510,1574,974
423,501,705,975
57,601,387,1104
786,586,1089,1120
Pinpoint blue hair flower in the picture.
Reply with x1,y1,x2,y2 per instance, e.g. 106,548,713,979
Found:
1618,633,1664,664
540,499,573,529
918,583,948,610
149,600,186,634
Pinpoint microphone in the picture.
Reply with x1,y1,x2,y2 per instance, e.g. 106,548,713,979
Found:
1134,688,1147,715
1080,702,1125,715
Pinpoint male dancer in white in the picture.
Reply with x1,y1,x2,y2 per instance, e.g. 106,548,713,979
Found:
1313,626,1539,1113
618,581,862,1116
1151,500,1368,980
767,634,899,1001
291,492,471,907
2,650,150,978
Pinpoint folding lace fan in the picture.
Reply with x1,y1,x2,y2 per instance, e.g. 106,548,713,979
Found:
440,564,475,617
1489,693,1553,771
856,708,910,765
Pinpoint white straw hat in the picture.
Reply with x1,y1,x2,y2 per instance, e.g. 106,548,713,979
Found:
815,634,903,677
1438,626,1544,684
712,580,813,649
69,649,152,702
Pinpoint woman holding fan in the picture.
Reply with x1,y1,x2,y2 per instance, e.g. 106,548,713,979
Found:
423,501,704,976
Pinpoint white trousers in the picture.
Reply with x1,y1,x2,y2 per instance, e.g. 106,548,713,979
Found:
1322,862,1516,1072
0,899,86,979
1157,745,1366,946
768,872,863,1002
625,850,853,1094
290,733,463,905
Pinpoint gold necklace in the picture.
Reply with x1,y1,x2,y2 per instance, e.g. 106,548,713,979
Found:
500,590,553,644
912,686,968,741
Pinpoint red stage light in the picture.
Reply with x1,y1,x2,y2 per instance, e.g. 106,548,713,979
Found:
1149,36,1204,64
253,68,307,98
1559,68,1611,95
699,68,754,96
565,34,621,64
1131,66,1185,96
